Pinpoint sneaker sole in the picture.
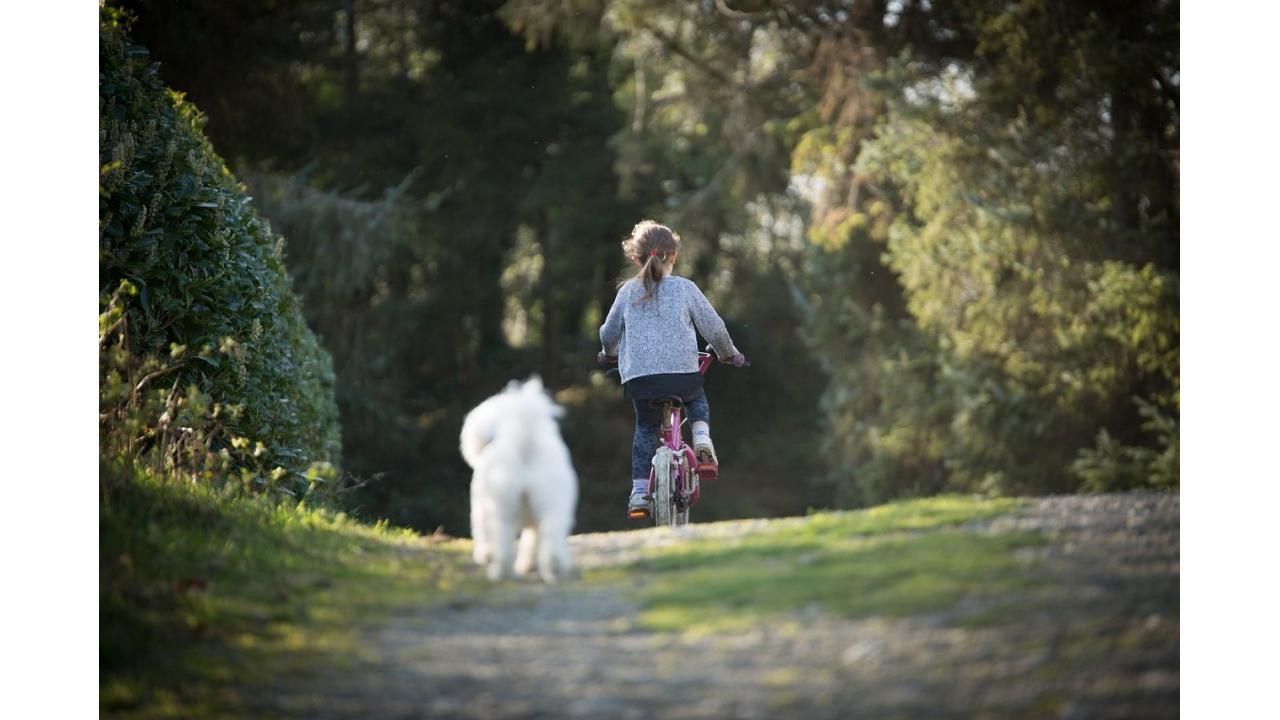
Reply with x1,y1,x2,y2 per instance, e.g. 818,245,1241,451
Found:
696,450,719,480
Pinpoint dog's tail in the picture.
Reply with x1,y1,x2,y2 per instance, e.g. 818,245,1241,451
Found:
460,399,496,469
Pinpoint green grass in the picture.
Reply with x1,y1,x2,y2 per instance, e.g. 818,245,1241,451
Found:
100,460,482,718
596,495,1043,633
100,480,1046,711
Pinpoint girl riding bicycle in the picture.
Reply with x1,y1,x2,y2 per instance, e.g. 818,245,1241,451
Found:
598,220,746,517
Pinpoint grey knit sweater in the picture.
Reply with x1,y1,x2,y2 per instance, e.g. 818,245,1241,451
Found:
599,275,739,383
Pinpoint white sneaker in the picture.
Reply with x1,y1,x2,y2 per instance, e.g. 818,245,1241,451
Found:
627,490,650,517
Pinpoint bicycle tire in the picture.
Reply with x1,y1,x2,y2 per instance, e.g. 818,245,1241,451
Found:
674,453,691,527
652,447,677,528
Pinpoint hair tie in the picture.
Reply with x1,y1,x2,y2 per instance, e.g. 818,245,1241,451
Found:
649,249,658,257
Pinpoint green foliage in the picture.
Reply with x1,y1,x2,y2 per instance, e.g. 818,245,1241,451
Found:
838,90,1180,496
1072,399,1179,492
99,9,340,489
790,2,1178,504
99,459,475,717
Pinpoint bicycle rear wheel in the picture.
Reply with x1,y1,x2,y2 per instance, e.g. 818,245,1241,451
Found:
673,454,691,527
651,447,678,528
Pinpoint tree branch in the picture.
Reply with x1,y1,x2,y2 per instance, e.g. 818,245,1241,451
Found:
715,0,761,20
129,360,190,407
635,19,740,92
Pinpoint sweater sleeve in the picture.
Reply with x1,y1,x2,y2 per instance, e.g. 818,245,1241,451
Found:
686,281,739,361
599,287,625,355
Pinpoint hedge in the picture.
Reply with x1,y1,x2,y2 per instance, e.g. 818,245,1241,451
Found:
100,9,341,483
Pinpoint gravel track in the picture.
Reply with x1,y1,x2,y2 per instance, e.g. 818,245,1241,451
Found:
255,493,1178,719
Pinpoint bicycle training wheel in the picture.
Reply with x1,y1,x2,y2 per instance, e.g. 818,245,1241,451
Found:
674,499,690,527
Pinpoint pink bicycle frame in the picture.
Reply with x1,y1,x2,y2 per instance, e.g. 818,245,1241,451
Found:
647,351,716,505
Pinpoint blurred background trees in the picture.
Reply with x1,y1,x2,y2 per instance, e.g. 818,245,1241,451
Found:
108,0,1178,533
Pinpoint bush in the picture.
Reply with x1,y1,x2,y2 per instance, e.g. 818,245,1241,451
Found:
99,9,340,490
1071,399,1179,492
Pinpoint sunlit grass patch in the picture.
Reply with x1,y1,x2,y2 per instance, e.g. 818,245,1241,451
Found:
613,495,1040,633
100,460,484,718
787,493,1023,539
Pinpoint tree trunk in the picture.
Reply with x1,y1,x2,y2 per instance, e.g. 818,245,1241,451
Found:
343,0,358,102
540,221,561,384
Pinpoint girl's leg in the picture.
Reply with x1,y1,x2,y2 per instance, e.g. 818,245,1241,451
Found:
685,391,710,425
685,391,716,462
632,400,663,496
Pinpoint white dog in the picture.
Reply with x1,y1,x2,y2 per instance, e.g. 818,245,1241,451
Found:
459,376,577,582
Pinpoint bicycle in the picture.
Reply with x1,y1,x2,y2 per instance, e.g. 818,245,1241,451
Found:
600,345,746,528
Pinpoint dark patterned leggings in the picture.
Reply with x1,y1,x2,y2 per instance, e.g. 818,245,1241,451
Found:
631,391,710,480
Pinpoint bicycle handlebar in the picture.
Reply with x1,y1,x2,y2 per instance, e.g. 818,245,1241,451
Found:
704,343,750,368
597,345,748,370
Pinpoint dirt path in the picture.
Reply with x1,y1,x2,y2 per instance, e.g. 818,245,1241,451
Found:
255,493,1178,719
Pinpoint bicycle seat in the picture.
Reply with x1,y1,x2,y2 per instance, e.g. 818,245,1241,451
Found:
648,395,686,409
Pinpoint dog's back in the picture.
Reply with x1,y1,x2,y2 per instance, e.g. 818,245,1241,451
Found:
462,381,567,466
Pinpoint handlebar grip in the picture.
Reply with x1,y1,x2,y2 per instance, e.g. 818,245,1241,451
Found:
705,343,748,368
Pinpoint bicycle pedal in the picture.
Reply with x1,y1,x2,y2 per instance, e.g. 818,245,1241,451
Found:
696,461,719,480
628,508,650,520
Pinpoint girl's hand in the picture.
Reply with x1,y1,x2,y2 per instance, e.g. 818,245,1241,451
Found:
725,352,747,367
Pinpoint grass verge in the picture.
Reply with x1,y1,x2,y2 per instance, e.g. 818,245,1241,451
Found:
100,459,480,717
595,495,1043,633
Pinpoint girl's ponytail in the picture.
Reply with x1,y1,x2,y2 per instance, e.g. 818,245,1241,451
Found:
640,250,665,301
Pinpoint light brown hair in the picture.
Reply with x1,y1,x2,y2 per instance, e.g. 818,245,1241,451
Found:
621,220,681,302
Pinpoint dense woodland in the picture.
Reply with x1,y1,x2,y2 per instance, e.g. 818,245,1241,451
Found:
101,0,1178,535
